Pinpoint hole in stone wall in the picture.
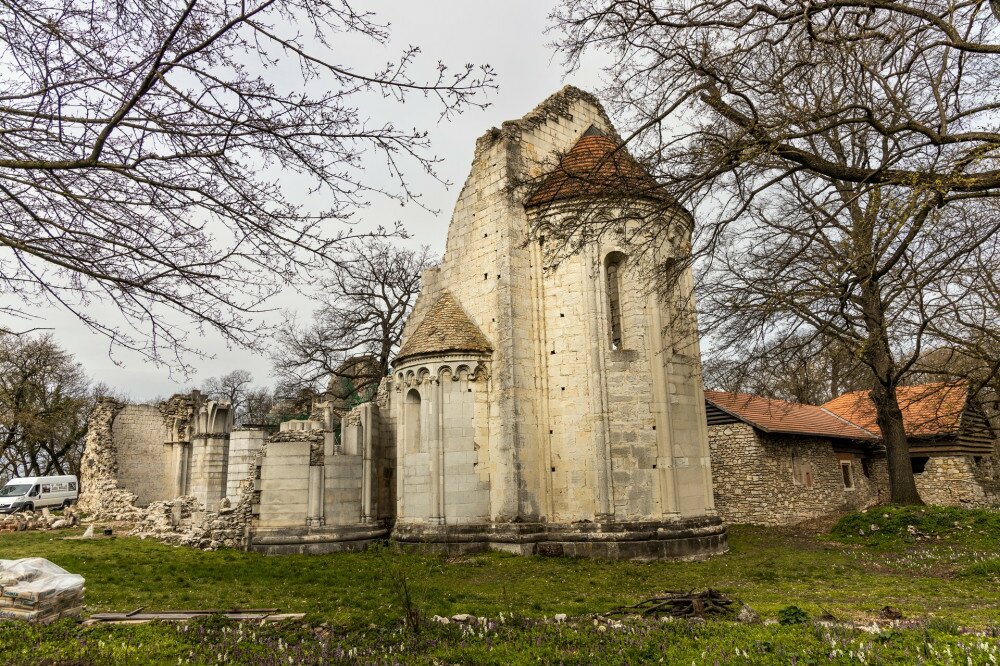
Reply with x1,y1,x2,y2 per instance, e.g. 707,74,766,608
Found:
484,273,488,280
840,461,854,489
551,467,556,472
911,456,929,474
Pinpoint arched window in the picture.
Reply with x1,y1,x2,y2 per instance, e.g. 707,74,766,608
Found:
404,389,422,454
605,252,626,349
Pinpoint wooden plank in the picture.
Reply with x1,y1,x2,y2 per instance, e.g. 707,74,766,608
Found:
82,612,305,626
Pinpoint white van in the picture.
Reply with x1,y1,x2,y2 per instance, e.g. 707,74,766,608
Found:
0,475,78,514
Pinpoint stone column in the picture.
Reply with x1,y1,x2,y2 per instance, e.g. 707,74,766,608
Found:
647,289,679,517
360,404,374,524
307,464,325,527
583,249,612,518
174,442,191,497
430,376,445,524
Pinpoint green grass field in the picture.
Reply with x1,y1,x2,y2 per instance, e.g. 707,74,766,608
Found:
2,506,1000,664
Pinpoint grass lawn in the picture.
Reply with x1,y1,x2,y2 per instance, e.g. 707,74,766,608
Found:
1,506,1000,663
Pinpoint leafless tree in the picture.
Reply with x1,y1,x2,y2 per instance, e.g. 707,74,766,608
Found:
0,333,92,481
0,0,493,370
241,387,277,426
704,335,868,405
547,0,1000,503
273,238,432,398
201,368,274,425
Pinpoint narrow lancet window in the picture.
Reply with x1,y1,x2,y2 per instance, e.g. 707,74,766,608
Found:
605,252,626,349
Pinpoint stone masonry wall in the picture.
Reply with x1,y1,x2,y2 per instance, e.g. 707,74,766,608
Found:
227,429,267,503
112,405,173,506
914,456,992,507
708,424,879,526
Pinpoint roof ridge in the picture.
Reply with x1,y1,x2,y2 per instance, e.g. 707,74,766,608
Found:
819,406,879,438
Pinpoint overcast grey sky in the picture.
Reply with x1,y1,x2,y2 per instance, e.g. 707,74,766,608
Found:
38,1,608,401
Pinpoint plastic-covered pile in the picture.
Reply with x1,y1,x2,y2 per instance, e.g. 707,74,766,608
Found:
0,558,85,623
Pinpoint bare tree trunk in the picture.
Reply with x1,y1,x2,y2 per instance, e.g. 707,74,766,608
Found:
859,275,923,505
871,382,923,505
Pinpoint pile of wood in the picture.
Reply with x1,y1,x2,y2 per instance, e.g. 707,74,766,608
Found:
603,589,738,619
0,558,85,623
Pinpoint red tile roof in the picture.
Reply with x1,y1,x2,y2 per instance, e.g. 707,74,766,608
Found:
705,391,876,440
525,127,665,207
822,382,968,439
394,291,492,363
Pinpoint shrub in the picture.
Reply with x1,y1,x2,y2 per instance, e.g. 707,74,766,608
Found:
777,605,809,625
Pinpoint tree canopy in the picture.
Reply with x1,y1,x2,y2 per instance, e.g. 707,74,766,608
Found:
0,0,493,369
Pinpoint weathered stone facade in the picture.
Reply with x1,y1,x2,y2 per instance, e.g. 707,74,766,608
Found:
77,398,142,521
913,455,999,508
375,86,725,560
708,424,883,526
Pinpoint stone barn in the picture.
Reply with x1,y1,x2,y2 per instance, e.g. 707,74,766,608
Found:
823,382,1000,508
704,391,884,526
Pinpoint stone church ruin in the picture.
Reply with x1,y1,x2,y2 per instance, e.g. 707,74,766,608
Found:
80,86,727,559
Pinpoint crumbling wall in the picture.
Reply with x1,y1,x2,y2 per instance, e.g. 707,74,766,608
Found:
77,398,142,521
226,428,267,503
132,438,263,550
708,424,880,525
80,391,250,549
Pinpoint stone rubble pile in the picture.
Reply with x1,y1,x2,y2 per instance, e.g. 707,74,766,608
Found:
130,494,251,551
0,508,80,533
0,558,85,623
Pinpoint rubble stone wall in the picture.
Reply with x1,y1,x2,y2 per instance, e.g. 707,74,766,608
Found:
77,398,142,521
914,456,992,507
708,424,880,525
112,405,173,506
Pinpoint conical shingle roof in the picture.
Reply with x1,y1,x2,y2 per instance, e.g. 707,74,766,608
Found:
525,126,665,207
394,291,492,363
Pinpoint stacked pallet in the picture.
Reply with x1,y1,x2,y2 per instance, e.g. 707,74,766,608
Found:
0,558,85,623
